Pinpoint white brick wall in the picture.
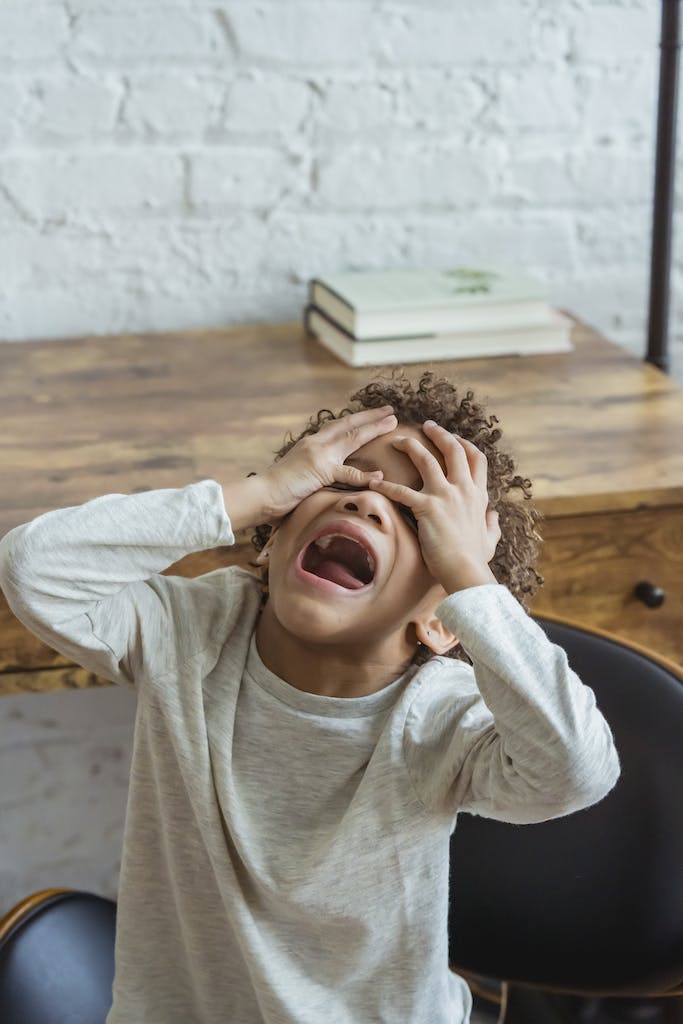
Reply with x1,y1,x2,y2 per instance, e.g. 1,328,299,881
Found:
0,0,681,378
1,0,683,914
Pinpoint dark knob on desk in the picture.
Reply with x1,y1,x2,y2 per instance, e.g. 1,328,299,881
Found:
634,581,666,608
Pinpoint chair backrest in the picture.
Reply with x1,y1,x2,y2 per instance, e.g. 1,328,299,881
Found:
448,616,683,997
0,889,116,1024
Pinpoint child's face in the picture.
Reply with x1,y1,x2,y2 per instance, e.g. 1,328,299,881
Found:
259,422,453,655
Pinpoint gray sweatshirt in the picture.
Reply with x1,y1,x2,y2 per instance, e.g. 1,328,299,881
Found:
0,479,620,1023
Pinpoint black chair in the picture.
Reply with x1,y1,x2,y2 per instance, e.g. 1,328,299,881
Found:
449,612,683,1023
0,888,116,1024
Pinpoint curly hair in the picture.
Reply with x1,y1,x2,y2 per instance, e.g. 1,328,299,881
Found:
248,368,544,668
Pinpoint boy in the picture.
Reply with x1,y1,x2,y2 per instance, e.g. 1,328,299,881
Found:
0,370,620,1023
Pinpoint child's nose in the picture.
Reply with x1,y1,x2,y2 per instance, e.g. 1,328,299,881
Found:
338,490,390,528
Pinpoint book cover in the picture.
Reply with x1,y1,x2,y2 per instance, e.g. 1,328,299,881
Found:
308,266,552,339
305,304,572,368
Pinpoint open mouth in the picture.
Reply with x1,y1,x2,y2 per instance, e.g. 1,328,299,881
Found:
300,533,376,591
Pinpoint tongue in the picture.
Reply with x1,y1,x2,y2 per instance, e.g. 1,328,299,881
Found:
314,559,365,590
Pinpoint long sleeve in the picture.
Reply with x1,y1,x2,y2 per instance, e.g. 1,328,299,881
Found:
403,584,621,824
0,480,237,688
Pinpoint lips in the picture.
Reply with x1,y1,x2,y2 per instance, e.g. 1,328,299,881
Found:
296,520,380,592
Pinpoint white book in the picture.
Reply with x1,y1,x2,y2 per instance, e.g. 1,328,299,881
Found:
308,266,553,339
306,306,573,368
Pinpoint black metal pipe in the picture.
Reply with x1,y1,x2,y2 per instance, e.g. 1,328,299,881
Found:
646,0,681,374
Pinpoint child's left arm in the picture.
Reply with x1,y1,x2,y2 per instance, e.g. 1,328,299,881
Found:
371,423,621,822
408,583,621,821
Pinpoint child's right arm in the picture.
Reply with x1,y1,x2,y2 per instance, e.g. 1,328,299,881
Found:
0,405,398,689
0,480,241,688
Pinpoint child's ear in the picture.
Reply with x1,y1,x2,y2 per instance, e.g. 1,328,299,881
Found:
414,617,459,656
255,524,280,566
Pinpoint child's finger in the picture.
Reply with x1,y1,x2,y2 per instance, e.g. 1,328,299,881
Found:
323,405,394,431
367,475,419,508
486,508,502,560
390,436,446,490
337,465,384,487
322,406,397,453
454,435,489,490
422,422,486,488
343,413,398,454
421,422,473,484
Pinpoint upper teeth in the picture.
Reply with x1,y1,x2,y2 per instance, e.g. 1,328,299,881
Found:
314,533,376,574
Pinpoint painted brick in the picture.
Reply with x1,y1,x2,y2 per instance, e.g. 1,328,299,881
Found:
124,73,224,138
0,77,28,144
0,227,108,291
571,4,659,63
404,211,577,276
497,67,581,130
26,75,122,141
317,142,498,208
504,148,652,209
222,73,310,134
576,63,658,132
0,7,69,63
0,151,183,222
70,8,226,63
380,2,537,66
396,72,486,132
574,149,654,206
189,147,302,208
225,3,380,65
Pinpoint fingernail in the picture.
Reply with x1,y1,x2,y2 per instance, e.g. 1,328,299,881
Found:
424,419,436,427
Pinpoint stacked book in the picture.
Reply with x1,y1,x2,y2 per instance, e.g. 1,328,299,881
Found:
304,266,572,367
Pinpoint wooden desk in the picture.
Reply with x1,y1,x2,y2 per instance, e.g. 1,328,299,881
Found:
1,318,682,695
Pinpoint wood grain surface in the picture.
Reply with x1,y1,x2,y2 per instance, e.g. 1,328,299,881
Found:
533,505,683,652
1,318,683,530
1,315,682,693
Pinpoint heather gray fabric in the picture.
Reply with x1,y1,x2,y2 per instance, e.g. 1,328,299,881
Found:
0,480,620,1023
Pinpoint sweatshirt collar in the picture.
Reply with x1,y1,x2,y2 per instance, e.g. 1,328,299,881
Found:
245,633,418,718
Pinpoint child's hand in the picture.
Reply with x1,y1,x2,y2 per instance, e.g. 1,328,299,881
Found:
262,406,397,522
368,420,501,593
